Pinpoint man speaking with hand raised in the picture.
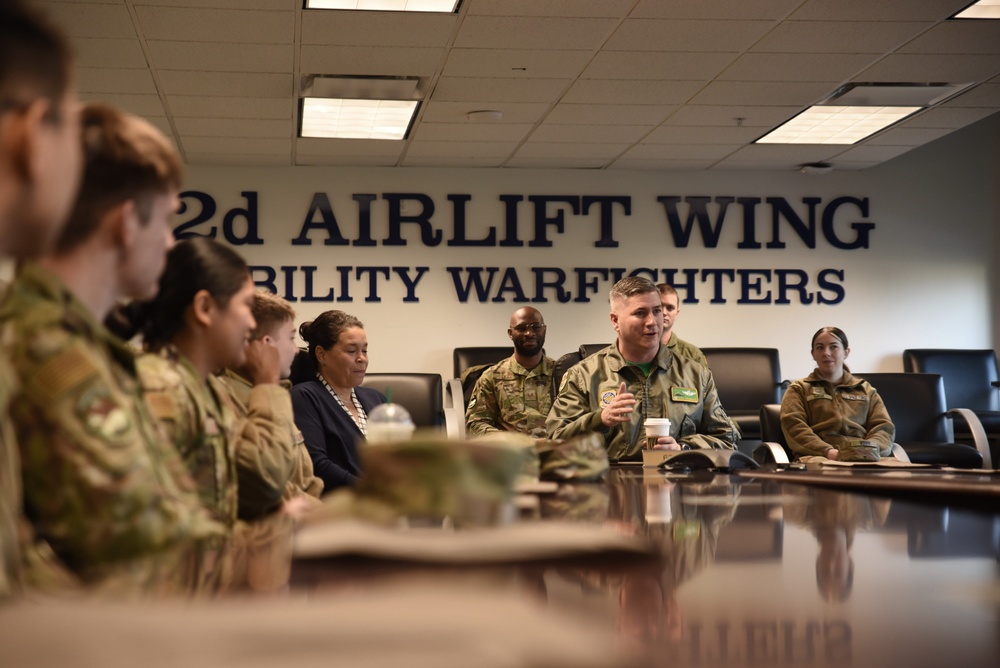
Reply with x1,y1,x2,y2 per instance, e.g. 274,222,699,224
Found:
546,277,739,461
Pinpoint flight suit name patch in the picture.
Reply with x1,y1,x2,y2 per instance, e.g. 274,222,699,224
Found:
671,387,698,403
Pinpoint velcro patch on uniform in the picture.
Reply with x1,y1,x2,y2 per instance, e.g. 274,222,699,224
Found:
33,345,97,396
600,390,617,407
77,386,132,446
808,386,833,401
671,387,698,403
841,394,866,401
144,391,177,420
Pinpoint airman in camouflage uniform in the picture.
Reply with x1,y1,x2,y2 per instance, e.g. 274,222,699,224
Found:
547,277,739,461
0,1,82,599
138,348,293,527
218,368,323,507
466,307,555,439
1,264,227,593
658,283,708,366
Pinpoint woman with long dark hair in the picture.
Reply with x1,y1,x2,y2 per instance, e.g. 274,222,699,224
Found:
136,237,292,526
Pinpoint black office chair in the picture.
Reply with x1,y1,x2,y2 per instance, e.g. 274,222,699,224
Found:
578,343,610,358
361,373,445,430
903,349,1000,463
551,351,584,397
453,346,513,379
446,347,513,439
701,347,787,452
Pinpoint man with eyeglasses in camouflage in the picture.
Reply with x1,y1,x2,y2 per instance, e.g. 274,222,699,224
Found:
466,307,555,439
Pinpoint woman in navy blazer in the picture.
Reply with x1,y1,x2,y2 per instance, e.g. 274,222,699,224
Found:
291,311,386,492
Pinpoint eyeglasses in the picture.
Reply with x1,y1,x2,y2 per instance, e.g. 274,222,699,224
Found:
511,323,547,334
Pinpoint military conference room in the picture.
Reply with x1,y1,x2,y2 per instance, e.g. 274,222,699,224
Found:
1,1,1000,667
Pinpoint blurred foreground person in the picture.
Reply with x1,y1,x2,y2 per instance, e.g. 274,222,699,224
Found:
1,103,227,594
217,290,323,511
137,238,295,526
0,0,82,599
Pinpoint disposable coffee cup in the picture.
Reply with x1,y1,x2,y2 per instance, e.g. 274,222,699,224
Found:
644,417,672,450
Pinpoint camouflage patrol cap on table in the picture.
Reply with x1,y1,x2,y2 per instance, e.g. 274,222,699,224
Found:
537,433,609,482
468,431,540,487
352,432,533,527
838,439,881,462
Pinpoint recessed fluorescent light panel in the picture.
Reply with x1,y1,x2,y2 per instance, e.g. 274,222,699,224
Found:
952,0,1000,19
305,0,459,11
756,106,921,144
301,98,419,140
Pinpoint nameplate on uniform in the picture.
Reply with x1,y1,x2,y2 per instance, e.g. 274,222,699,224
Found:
671,387,698,403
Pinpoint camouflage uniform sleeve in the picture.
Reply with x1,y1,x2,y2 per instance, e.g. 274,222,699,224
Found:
780,380,835,458
136,355,198,458
14,338,224,588
863,386,895,456
220,381,296,520
680,367,739,450
546,363,609,443
465,366,502,436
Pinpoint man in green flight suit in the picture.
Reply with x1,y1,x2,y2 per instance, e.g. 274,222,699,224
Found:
1,103,228,594
546,277,739,461
0,1,82,599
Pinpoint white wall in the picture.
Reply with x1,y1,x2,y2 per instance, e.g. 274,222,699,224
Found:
185,113,1000,383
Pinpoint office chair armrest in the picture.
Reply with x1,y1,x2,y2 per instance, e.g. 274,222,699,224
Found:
890,442,911,463
444,377,467,440
753,441,790,465
947,407,993,469
992,381,1000,389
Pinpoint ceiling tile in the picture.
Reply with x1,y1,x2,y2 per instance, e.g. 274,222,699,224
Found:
432,77,568,103
38,2,136,39
643,125,766,144
420,101,550,123
581,51,738,81
661,105,800,127
789,0,964,22
135,6,293,44
167,95,294,119
181,136,292,154
545,103,676,125
862,126,955,146
718,53,878,82
717,143,845,164
301,45,444,77
405,140,517,159
620,143,740,161
902,106,997,127
562,79,704,105
828,144,917,162
856,54,1000,82
605,19,775,52
454,16,618,50
944,83,1000,106
514,142,628,159
187,153,291,166
504,157,610,168
301,10,457,47
297,137,405,157
442,49,592,79
610,158,717,170
297,154,399,166
631,0,804,20
157,71,293,97
148,42,293,73
410,122,534,142
688,81,833,106
467,0,634,18
530,124,652,144
401,156,505,167
174,118,291,138
77,67,158,95
73,38,148,69
899,21,1000,55
750,20,933,53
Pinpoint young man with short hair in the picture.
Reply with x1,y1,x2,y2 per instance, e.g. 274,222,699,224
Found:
218,290,324,508
656,283,707,367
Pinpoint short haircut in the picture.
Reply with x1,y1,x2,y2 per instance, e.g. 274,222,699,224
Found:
55,103,183,254
0,2,72,125
610,276,658,306
656,283,678,300
251,289,295,340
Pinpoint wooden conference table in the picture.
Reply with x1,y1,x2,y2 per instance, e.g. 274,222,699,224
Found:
291,464,1000,668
